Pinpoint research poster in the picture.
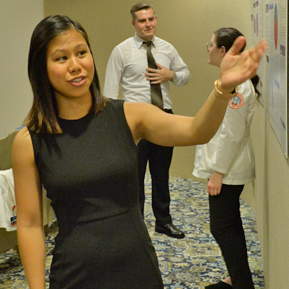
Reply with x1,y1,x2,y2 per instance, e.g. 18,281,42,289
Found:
264,0,288,157
251,0,264,104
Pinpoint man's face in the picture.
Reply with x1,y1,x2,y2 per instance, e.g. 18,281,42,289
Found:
132,8,157,41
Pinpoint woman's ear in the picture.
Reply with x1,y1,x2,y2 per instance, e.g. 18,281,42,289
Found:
221,46,227,57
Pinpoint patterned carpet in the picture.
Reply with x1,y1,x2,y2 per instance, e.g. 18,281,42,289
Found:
0,175,265,288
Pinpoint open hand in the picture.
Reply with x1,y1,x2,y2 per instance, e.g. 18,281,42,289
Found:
219,37,267,92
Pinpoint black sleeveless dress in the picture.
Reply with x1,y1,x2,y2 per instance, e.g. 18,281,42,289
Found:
29,100,163,289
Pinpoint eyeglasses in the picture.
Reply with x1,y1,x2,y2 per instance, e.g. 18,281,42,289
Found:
207,42,213,51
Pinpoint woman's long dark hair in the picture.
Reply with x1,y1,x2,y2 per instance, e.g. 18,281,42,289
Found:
26,15,107,134
214,27,261,97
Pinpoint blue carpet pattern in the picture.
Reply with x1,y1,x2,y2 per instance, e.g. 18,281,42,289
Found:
0,175,265,288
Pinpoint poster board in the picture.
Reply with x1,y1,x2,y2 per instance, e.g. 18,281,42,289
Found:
251,0,265,105
254,0,288,157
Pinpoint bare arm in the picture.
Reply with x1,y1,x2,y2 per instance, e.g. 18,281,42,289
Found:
12,127,46,289
125,88,230,146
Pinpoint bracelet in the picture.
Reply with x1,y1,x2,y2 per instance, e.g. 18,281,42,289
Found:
214,80,238,99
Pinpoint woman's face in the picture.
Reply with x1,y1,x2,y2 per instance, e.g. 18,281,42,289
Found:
207,33,224,67
46,29,94,103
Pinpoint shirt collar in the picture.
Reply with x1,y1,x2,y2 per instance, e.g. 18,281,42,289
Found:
134,33,156,49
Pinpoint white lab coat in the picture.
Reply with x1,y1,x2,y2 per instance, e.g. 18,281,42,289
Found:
193,79,256,185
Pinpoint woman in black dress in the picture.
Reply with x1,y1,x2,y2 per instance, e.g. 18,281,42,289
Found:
12,15,266,289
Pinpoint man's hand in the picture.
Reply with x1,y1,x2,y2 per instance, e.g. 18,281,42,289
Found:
219,37,267,93
145,63,174,84
207,171,224,196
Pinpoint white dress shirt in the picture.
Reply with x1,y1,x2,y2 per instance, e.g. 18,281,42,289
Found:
103,34,190,109
193,80,256,185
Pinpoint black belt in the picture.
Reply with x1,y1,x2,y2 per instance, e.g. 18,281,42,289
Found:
163,109,172,113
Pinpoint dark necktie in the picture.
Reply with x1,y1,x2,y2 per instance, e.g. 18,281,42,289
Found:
145,41,163,109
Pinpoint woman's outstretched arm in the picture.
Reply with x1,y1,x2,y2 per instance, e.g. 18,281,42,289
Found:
125,37,267,147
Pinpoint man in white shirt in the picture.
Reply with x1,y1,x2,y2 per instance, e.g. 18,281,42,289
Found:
103,2,190,238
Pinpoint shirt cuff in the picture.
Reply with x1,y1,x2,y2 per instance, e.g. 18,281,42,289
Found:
171,72,177,83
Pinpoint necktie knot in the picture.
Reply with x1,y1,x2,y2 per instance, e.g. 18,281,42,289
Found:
144,41,152,48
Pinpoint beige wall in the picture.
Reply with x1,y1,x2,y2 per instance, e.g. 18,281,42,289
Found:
2,0,289,288
0,1,44,138
248,99,289,289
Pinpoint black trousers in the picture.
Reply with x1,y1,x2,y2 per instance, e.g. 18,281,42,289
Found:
209,184,255,289
137,138,173,225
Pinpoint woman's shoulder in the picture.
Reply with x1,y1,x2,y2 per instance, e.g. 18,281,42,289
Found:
12,127,35,174
13,126,31,144
106,98,124,106
104,99,126,114
12,126,34,160
233,80,256,104
238,79,256,97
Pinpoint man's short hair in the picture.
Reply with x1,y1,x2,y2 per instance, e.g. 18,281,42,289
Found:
130,2,155,21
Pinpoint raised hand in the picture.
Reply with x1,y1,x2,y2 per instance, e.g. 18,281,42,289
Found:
219,37,267,92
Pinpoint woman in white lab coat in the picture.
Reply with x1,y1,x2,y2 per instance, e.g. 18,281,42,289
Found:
193,28,260,289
